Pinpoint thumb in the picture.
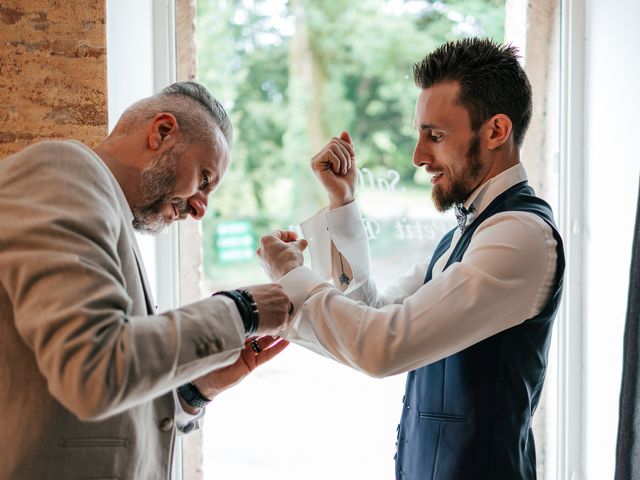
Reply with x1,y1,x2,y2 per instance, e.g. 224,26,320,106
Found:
295,239,308,251
340,130,353,145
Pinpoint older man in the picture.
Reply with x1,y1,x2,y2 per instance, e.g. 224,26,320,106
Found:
0,81,292,479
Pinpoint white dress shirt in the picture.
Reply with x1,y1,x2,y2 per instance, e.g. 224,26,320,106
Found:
279,163,558,377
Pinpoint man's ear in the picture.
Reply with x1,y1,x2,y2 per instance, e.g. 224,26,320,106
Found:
148,113,178,151
484,114,513,150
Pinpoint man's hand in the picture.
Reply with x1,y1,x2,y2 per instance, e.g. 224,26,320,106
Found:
189,336,289,406
242,283,293,336
311,131,357,209
257,230,308,281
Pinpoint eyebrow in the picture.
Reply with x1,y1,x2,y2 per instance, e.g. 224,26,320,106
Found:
415,123,444,131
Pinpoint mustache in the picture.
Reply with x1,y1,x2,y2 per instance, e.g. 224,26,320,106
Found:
173,198,191,218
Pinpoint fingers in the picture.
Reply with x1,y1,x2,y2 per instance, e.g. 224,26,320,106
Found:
255,338,289,366
256,231,306,282
246,335,280,351
264,230,304,245
325,135,355,159
266,229,290,242
321,148,350,176
311,135,355,176
246,336,290,367
279,230,298,242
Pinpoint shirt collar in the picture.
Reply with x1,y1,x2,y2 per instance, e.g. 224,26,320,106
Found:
463,163,528,217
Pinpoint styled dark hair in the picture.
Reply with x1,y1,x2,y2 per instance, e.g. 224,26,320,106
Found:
413,38,532,147
160,81,233,146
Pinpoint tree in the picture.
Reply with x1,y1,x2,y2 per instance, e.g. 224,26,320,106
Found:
196,0,505,277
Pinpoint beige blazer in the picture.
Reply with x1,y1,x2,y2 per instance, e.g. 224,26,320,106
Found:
0,141,245,479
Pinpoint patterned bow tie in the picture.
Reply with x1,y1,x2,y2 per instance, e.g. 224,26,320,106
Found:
454,204,475,232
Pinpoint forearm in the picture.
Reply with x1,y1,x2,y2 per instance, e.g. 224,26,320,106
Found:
19,297,244,421
282,214,558,377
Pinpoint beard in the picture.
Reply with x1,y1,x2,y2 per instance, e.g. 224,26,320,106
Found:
131,144,190,233
432,134,483,212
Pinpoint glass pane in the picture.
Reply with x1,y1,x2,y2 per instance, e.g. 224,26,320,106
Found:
192,1,560,478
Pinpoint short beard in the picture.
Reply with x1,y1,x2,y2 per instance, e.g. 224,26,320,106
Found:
131,144,183,234
432,134,483,212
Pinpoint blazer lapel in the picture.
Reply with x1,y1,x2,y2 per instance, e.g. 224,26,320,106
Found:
130,239,157,315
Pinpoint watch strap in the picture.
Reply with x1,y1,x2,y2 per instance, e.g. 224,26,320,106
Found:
177,382,211,409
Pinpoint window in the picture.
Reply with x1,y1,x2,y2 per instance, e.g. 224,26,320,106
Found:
191,1,562,479
106,1,640,478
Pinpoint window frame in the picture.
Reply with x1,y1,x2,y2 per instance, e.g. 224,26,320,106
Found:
557,0,587,478
108,0,589,478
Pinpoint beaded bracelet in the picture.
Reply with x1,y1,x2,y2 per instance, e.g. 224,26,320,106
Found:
238,289,259,334
213,289,259,336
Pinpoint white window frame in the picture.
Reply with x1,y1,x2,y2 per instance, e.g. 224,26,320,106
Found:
106,0,182,477
105,0,179,323
150,0,183,477
108,0,590,478
557,0,586,478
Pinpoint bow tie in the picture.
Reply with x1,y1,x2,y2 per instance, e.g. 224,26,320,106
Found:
454,204,475,232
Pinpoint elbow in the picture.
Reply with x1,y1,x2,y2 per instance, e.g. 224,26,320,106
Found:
48,374,125,422
71,404,107,423
53,387,115,422
362,366,395,379
362,368,390,379
352,355,396,379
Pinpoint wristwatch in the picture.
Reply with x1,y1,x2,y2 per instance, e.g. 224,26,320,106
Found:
177,382,212,409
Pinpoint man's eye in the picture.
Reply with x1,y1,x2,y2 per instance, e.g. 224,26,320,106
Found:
200,175,210,190
430,133,443,142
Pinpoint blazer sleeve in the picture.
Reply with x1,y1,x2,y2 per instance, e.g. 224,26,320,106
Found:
0,142,244,421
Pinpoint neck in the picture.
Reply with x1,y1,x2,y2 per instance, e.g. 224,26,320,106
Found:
93,140,144,209
477,142,520,187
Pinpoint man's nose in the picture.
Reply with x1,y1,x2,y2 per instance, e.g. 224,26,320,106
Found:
412,139,432,167
188,195,208,220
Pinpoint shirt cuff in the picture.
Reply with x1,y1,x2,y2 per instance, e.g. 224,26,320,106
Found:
300,201,370,283
279,266,328,310
172,389,205,434
300,206,332,280
278,266,330,339
324,201,371,282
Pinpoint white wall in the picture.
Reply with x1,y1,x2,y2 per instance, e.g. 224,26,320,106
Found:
584,0,640,477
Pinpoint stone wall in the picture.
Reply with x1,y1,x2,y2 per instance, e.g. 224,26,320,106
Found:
504,3,561,478
0,1,107,158
505,0,561,207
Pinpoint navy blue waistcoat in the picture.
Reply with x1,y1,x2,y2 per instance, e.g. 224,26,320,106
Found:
395,181,565,480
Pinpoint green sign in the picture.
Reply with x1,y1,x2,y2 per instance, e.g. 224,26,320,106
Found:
215,220,254,263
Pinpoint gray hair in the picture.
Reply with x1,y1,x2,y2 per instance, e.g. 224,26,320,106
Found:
114,81,232,147
159,81,233,145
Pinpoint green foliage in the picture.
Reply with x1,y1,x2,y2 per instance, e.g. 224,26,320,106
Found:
196,0,505,284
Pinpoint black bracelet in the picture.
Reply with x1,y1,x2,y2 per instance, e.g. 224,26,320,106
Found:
213,290,259,336
238,289,259,334
177,382,211,409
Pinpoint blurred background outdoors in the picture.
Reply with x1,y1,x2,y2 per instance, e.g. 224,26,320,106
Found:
194,1,509,478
